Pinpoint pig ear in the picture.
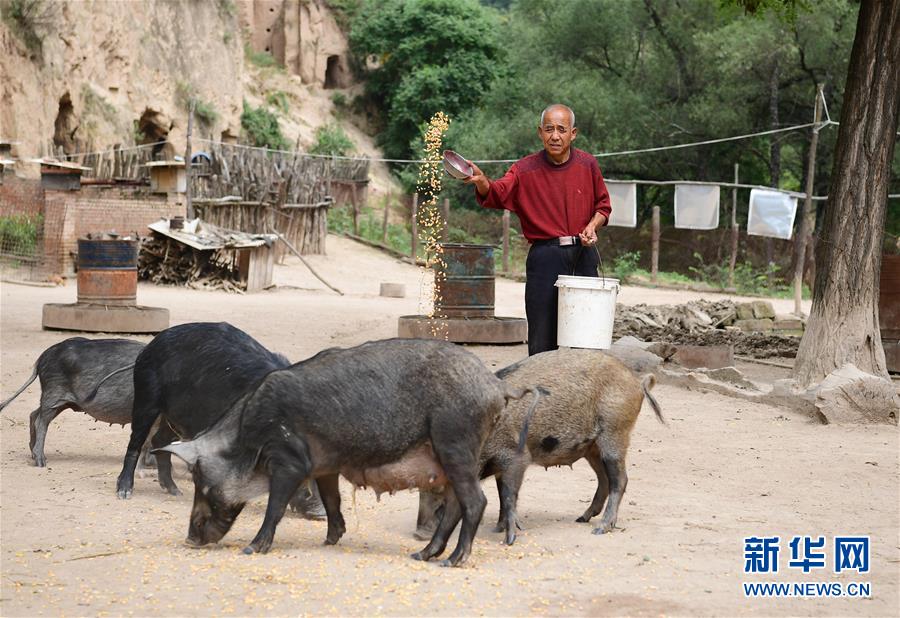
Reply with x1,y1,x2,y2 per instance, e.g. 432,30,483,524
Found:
153,440,201,466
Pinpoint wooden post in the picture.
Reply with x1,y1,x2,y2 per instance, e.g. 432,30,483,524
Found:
502,209,510,273
411,193,418,260
184,100,195,220
793,84,825,316
441,198,450,242
651,206,660,283
728,163,739,289
351,183,359,236
382,190,390,245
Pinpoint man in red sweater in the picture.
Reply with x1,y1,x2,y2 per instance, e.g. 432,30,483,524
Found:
465,104,612,355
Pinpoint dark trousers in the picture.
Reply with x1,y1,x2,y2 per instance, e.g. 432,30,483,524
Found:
525,242,600,356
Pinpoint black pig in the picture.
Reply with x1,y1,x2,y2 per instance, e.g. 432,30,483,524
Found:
157,338,539,567
0,337,145,467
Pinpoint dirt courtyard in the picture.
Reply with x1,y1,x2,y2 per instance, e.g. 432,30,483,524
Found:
1,236,898,617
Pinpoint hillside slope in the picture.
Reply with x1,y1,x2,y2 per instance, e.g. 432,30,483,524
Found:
0,0,394,189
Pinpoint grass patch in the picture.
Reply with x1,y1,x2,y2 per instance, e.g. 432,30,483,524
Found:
328,202,412,257
0,214,42,255
266,91,290,114
245,43,278,68
240,100,289,150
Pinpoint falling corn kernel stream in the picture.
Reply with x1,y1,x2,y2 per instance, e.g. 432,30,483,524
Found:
416,112,450,339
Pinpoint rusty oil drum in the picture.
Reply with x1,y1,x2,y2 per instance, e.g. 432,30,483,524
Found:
434,243,495,318
76,238,139,306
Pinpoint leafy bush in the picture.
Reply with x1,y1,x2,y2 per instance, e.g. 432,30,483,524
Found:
266,91,290,114
612,250,642,282
176,82,219,127
309,124,355,157
330,92,347,108
240,101,288,150
0,214,42,255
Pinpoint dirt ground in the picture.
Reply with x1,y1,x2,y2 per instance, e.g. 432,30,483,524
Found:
1,235,897,617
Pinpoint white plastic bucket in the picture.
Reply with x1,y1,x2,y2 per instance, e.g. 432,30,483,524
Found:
555,275,620,349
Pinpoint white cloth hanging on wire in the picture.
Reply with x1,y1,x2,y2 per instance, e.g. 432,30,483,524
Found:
605,181,637,228
747,189,798,240
674,184,720,230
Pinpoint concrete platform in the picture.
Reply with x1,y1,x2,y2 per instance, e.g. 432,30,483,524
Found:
42,303,169,334
398,315,527,344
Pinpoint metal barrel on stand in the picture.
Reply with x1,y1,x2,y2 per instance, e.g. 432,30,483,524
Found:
76,238,139,306
434,243,496,318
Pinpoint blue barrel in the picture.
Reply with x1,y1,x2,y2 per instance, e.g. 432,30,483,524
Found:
77,238,139,306
77,239,138,270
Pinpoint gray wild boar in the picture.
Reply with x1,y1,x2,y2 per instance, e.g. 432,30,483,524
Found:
157,338,539,567
416,347,663,545
0,337,145,466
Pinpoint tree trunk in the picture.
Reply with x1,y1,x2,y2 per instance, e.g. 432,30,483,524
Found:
793,0,900,386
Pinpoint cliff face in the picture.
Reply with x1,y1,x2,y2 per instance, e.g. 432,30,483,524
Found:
0,0,362,166
1,0,245,157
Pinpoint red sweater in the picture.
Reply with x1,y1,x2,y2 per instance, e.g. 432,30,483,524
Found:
476,148,612,241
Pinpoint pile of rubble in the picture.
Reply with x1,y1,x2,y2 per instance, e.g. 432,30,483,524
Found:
613,299,804,358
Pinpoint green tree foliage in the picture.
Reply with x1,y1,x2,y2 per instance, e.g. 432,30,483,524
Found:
240,101,288,150
310,124,355,156
444,0,863,217
349,0,505,160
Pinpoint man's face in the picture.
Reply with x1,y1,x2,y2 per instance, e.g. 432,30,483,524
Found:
538,107,577,163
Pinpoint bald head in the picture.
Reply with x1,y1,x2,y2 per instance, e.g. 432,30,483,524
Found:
537,104,577,164
540,104,575,128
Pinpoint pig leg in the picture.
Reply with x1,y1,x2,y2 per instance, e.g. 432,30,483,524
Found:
29,405,64,467
315,474,346,545
243,471,306,554
576,444,610,523
116,399,161,499
434,443,489,567
411,486,462,562
494,461,527,545
414,489,444,541
150,422,181,496
288,481,327,521
244,440,312,554
592,441,627,535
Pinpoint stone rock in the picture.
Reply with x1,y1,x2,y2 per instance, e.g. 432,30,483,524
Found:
379,282,405,298
697,367,758,390
804,364,900,424
735,303,755,321
646,341,677,360
613,335,650,349
734,318,774,332
773,315,804,331
751,300,776,319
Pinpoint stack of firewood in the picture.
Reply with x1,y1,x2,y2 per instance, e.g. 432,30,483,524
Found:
138,232,245,293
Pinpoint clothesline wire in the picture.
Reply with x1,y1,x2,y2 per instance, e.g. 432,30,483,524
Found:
52,121,827,163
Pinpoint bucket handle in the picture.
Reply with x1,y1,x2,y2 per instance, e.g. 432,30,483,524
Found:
571,243,611,287
593,244,609,284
